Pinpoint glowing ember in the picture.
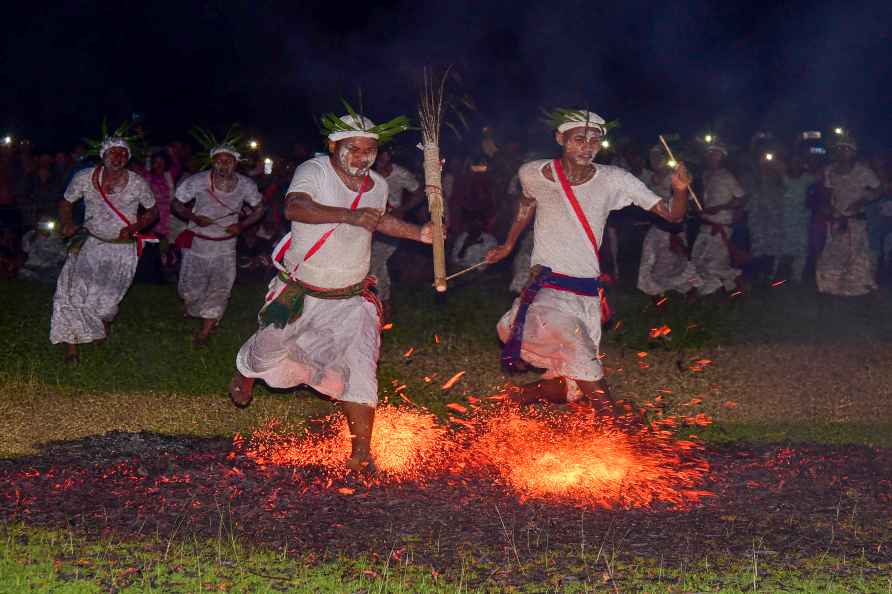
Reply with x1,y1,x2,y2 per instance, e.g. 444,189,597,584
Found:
441,371,466,390
771,279,786,287
467,407,711,509
382,323,394,330
649,325,672,338
403,347,415,357
243,406,450,480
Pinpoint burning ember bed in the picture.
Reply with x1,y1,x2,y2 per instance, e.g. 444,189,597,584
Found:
1,405,890,573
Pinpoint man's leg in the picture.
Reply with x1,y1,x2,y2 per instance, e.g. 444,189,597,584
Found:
341,401,376,473
509,377,569,405
228,372,255,408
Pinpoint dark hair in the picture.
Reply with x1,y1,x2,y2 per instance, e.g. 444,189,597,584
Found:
151,150,172,171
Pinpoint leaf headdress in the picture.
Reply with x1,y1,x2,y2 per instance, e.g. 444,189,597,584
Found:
189,124,245,170
320,100,410,144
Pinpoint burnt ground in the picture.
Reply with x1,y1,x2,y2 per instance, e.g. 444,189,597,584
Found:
1,431,890,585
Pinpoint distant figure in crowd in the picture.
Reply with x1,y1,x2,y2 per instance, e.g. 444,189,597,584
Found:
50,128,158,363
18,214,66,283
172,133,265,346
369,146,423,322
691,141,747,295
816,134,882,296
637,145,702,299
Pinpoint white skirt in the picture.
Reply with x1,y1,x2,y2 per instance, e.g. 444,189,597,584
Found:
50,237,138,344
236,294,381,406
497,287,604,383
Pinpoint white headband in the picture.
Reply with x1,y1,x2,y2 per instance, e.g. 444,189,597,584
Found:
100,138,131,158
556,110,607,135
210,145,242,161
327,114,379,142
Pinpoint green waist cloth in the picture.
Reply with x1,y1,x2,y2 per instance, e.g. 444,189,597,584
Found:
66,228,132,255
259,273,373,329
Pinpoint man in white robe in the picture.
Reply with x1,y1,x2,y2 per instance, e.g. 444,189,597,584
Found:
816,135,882,296
485,109,691,411
51,136,158,363
637,146,702,298
369,146,422,322
691,143,747,295
172,144,265,346
229,111,431,473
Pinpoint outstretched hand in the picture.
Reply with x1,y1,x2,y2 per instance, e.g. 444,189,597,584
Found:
671,163,692,193
485,244,513,264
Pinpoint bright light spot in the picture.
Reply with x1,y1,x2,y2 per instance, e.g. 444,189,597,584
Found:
249,140,259,150
601,139,610,149
46,221,55,230
704,134,713,143
764,152,774,161
667,159,678,169
1,136,11,145
834,127,843,135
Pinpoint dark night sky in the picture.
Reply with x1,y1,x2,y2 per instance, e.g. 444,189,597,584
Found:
2,0,890,154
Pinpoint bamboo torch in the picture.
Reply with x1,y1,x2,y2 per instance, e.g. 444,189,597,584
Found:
419,70,448,292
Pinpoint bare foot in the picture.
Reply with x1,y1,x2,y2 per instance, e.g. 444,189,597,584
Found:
228,372,255,408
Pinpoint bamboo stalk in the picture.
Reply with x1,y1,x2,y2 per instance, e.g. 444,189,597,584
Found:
423,145,447,291
444,259,488,282
658,135,703,211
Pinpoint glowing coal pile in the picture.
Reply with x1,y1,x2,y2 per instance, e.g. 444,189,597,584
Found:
461,406,712,509
243,406,450,481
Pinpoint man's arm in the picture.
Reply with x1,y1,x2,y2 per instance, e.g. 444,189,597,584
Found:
171,199,214,227
486,193,536,263
226,204,266,236
649,163,691,223
375,213,432,243
285,192,381,232
59,200,77,237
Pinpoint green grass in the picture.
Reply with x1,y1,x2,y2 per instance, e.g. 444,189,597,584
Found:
2,523,889,593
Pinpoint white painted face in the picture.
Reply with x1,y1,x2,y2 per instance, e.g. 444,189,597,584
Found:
336,137,378,177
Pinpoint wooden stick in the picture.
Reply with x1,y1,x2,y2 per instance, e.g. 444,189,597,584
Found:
658,135,703,211
422,145,447,292
444,259,488,282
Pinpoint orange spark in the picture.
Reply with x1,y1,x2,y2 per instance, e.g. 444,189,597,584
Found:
466,407,711,509
434,334,441,344
441,371,466,390
655,297,669,307
637,351,649,358
242,406,450,481
771,279,786,287
446,402,468,414
403,347,415,358
382,323,394,331
649,325,672,338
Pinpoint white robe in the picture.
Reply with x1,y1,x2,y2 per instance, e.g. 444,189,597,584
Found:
236,156,387,406
636,172,702,295
369,163,420,301
691,168,745,294
174,172,262,320
497,160,660,382
50,167,155,344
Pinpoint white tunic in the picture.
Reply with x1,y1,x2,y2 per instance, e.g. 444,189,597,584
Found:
637,171,702,295
50,167,155,344
236,156,387,406
174,172,262,320
691,168,745,294
370,163,421,301
497,160,660,382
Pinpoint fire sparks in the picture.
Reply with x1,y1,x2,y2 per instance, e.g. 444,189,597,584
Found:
243,406,450,481
467,407,711,508
649,325,672,338
403,347,415,358
238,402,712,509
441,371,466,390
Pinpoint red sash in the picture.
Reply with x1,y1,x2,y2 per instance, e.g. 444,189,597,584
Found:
551,159,612,321
91,167,158,256
273,176,370,270
266,176,370,302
